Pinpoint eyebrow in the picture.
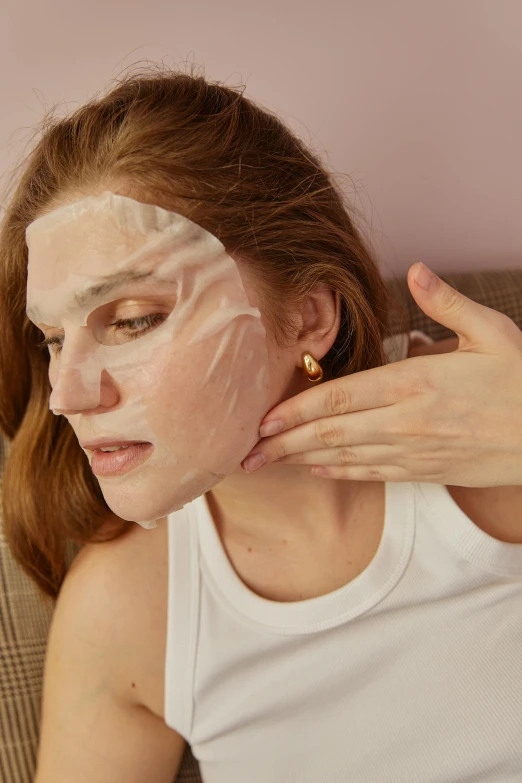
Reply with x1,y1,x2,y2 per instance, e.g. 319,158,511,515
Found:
26,269,160,324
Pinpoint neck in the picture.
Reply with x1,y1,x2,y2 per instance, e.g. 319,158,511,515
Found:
206,462,369,545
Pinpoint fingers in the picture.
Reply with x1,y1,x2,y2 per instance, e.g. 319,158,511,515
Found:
242,407,397,473
408,264,521,353
310,464,410,482
274,443,395,466
259,363,406,438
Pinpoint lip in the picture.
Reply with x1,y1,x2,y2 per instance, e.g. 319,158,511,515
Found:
89,442,154,477
80,438,151,451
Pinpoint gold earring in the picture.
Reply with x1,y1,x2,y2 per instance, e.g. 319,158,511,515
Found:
302,352,323,383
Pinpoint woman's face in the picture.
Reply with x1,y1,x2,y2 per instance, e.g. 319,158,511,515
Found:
25,190,298,528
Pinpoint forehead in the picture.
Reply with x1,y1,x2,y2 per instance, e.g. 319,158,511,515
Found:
25,190,184,265
24,191,218,323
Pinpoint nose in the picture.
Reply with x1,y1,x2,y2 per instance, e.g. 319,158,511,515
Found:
49,364,119,415
47,326,120,415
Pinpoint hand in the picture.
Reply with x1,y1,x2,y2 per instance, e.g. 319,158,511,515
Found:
241,262,522,488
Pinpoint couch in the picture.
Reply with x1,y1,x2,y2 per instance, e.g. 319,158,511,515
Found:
2,266,521,782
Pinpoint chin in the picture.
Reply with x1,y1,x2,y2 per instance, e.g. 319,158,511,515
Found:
98,468,227,527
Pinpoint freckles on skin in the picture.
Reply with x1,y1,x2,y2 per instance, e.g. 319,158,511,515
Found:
142,311,268,471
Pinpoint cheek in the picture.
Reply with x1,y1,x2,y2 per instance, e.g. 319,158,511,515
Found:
136,317,272,471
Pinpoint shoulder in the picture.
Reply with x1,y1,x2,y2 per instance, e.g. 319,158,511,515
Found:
37,519,187,781
57,517,170,715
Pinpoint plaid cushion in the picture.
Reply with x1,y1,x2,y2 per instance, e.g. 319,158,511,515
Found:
1,268,521,782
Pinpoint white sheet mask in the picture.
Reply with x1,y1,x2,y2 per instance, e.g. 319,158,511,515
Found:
25,191,271,529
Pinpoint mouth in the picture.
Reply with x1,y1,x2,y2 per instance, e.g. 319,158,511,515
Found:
88,442,155,477
81,439,151,453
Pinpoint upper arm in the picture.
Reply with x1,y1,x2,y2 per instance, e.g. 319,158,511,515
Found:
35,541,186,783
446,484,522,544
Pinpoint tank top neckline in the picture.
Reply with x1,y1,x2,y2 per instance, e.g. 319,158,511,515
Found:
192,481,415,635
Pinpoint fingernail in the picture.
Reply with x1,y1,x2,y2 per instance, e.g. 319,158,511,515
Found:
259,420,284,438
311,466,329,477
242,453,266,473
414,262,438,291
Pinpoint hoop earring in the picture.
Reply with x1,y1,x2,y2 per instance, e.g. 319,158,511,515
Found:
302,352,323,383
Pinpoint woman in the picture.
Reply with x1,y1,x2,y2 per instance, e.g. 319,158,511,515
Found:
1,67,521,782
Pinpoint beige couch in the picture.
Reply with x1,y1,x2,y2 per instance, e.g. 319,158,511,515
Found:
1,267,521,782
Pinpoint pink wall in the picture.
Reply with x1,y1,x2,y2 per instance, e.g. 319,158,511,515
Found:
1,0,521,279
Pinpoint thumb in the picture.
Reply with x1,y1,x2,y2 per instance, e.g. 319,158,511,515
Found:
407,261,507,351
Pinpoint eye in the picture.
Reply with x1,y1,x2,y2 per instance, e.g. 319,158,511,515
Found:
35,313,167,356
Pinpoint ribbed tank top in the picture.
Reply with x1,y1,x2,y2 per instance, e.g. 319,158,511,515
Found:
164,480,522,782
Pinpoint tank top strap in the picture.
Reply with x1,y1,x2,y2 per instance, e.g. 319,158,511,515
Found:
164,500,202,739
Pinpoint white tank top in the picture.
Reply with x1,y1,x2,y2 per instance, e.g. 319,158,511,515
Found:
164,480,522,782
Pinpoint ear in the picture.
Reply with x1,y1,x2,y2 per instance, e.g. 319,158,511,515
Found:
295,284,341,365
